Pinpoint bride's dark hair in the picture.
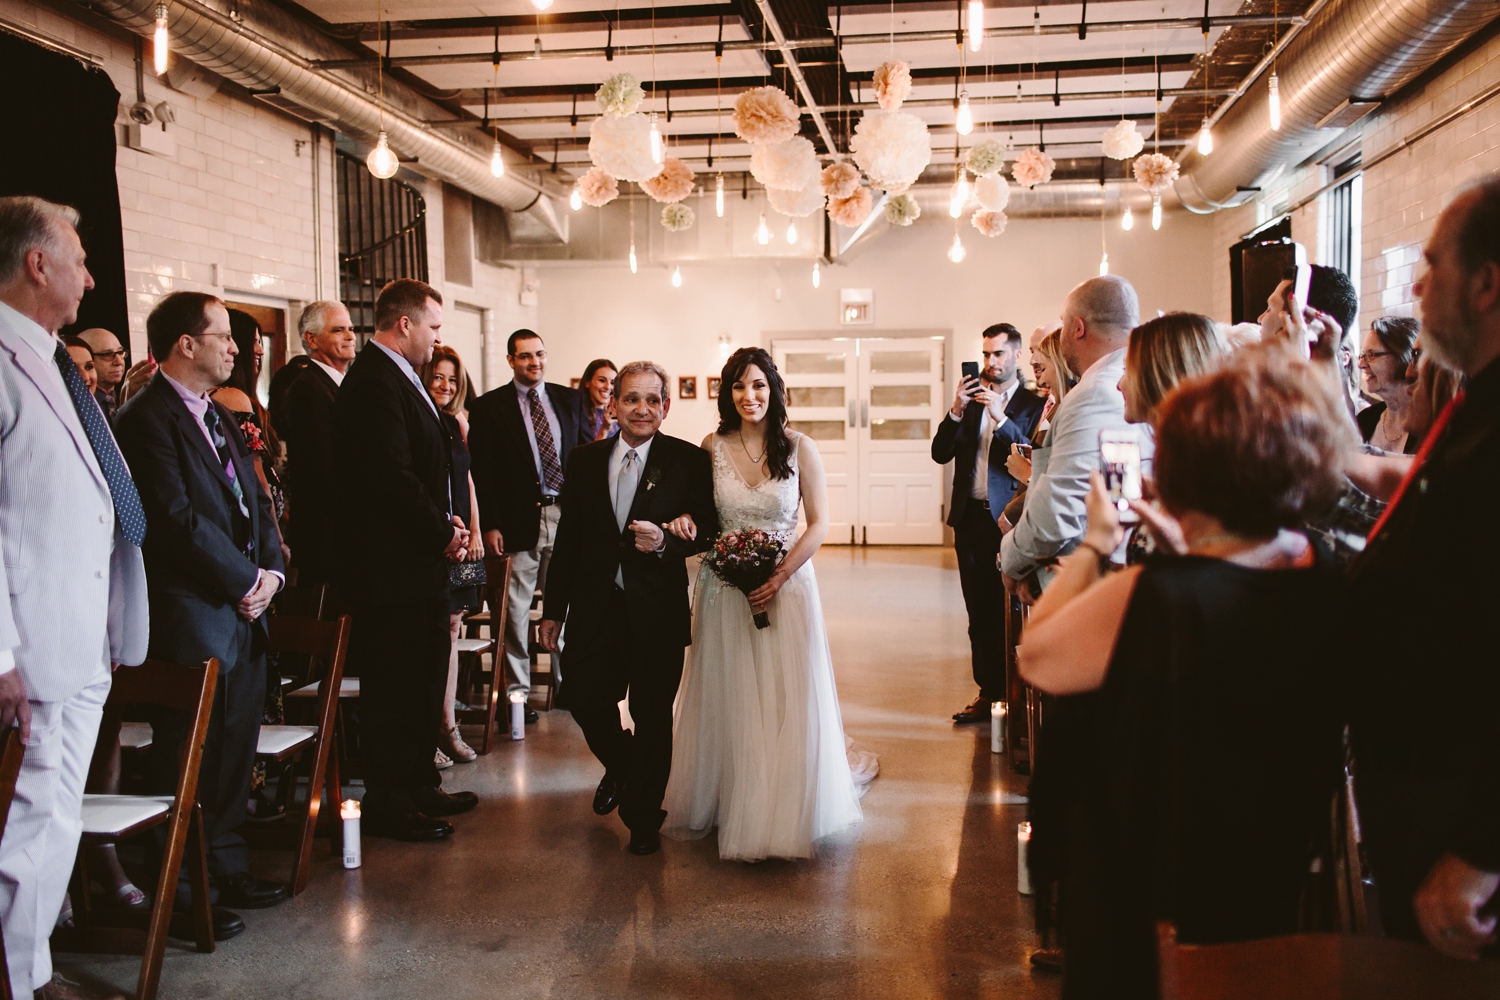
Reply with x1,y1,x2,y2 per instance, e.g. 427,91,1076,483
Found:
716,347,794,481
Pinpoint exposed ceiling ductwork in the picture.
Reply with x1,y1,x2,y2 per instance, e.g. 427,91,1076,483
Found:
82,0,547,210
1175,0,1499,212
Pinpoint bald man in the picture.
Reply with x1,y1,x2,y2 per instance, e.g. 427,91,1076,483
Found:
77,327,127,424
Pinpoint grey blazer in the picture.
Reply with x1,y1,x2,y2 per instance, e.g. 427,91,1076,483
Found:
0,307,149,703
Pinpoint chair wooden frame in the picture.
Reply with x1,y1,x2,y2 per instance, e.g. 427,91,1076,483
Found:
0,728,26,1000
457,554,515,754
56,658,220,1000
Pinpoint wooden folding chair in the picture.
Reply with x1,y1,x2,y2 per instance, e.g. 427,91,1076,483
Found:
456,555,514,754
1156,921,1500,999
248,613,351,895
0,728,26,1000
55,658,220,1000
273,583,329,691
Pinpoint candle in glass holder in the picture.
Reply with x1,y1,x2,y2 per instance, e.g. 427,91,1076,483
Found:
991,701,1007,754
1017,821,1033,895
510,691,526,741
341,798,361,869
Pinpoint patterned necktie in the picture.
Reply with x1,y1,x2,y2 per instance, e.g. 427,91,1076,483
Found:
528,387,566,493
52,343,146,546
200,405,247,514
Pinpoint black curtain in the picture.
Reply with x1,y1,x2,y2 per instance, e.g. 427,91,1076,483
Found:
0,31,128,340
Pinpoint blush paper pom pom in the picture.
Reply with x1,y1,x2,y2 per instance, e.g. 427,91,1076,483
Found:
595,73,644,118
872,61,913,111
733,86,801,146
966,138,1006,177
821,162,861,200
588,113,664,183
884,192,921,226
851,110,932,192
1011,147,1055,189
828,187,874,228
971,209,1008,237
1133,152,1180,194
750,136,820,192
576,167,619,207
661,203,695,232
768,181,826,218
1101,119,1145,160
975,173,1010,212
641,157,695,203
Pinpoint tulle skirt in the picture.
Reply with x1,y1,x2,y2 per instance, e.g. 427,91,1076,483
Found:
663,559,877,862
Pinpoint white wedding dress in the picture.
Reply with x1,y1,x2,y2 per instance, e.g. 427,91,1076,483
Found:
663,433,877,862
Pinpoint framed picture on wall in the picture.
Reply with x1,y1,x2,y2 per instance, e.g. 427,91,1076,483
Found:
569,377,581,389
679,376,697,399
707,377,721,399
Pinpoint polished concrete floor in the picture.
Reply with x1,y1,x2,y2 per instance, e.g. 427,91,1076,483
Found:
60,547,1059,1000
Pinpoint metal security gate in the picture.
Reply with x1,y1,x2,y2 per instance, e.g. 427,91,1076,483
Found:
336,150,429,336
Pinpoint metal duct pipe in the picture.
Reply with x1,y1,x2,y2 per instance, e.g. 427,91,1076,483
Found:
85,0,543,209
1175,0,1498,212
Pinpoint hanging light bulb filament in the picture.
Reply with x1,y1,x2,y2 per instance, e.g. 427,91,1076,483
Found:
955,91,974,136
786,220,798,244
671,265,683,287
1121,203,1134,231
948,233,966,263
1197,118,1213,155
153,2,169,75
570,186,583,211
1098,251,1109,277
967,0,984,51
715,174,725,218
812,261,821,288
648,113,664,165
756,212,770,246
366,130,398,179
490,139,505,178
1268,72,1282,131
1151,195,1163,231
629,243,639,273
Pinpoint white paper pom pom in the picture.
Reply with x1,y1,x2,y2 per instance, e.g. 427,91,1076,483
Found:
966,138,1006,177
768,181,826,218
884,193,920,226
661,203,695,232
821,162,861,199
588,113,664,183
873,61,913,111
733,86,801,145
975,173,1010,212
750,136,819,192
1011,147,1055,189
595,73,644,119
828,188,874,228
1101,119,1145,160
971,210,1007,237
1133,152,1180,194
641,157,695,203
851,110,932,192
576,167,619,208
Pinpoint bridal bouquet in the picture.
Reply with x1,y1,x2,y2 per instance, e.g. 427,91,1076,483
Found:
704,529,786,630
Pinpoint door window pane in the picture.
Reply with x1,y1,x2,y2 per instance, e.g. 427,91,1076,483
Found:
788,386,846,407
785,352,847,374
868,351,930,373
788,420,846,440
870,418,930,440
870,385,930,407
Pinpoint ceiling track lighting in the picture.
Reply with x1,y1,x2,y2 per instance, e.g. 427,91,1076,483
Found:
967,0,984,51
152,2,169,75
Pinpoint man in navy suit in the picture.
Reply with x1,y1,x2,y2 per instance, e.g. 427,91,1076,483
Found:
930,323,1045,725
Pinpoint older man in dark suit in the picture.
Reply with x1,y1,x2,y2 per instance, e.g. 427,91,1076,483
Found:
116,291,289,940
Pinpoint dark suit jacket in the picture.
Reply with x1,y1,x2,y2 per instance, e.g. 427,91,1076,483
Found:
543,433,716,650
930,384,1047,526
116,372,285,669
469,381,588,554
332,344,455,605
282,362,340,579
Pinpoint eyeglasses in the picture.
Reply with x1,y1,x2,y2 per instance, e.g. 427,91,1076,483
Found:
90,348,127,360
191,332,235,342
1358,350,1393,364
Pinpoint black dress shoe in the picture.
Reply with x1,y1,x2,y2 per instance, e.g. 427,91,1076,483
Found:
592,773,622,816
524,708,539,724
363,811,454,842
217,872,287,909
952,697,993,725
411,786,479,817
628,829,661,856
168,905,244,941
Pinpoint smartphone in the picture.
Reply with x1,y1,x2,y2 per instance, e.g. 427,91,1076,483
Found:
1099,429,1142,524
1012,443,1033,459
1282,242,1311,321
961,361,981,383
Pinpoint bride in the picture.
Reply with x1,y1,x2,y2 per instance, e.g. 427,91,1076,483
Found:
661,347,876,862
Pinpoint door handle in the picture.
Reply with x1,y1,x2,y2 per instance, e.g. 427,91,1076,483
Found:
848,400,857,427
860,400,869,427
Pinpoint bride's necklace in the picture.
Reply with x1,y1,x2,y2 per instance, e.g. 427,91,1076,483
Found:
738,429,766,464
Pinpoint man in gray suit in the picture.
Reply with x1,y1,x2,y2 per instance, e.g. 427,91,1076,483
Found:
1000,275,1154,600
0,197,149,1000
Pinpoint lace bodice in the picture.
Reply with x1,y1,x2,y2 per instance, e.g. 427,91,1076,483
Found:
711,434,801,535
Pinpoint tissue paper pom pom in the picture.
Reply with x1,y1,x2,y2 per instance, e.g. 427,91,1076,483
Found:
828,187,874,227
733,86,801,145
641,157,695,203
1133,152,1179,193
576,167,619,207
884,193,920,226
971,209,1007,237
1101,119,1145,160
966,138,1006,177
821,162,861,199
595,73,644,118
661,203,695,232
851,110,932,191
768,181,826,218
588,113,665,183
1011,147,1055,189
750,137,819,191
975,173,1009,212
873,61,913,111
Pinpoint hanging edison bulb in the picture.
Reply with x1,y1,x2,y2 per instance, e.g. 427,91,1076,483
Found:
648,113,664,164
1099,251,1109,277
756,212,771,246
786,220,798,244
1268,72,1282,131
950,173,970,219
812,260,821,288
532,0,553,8
367,130,399,179
955,91,974,136
490,140,505,178
948,233,967,263
715,174,725,218
671,265,683,287
1121,203,1134,231
967,0,984,51
1197,118,1214,155
153,2,169,75
1151,195,1163,231
569,186,583,212
629,243,638,273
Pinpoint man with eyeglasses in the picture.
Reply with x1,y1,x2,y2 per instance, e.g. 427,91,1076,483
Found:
77,327,127,425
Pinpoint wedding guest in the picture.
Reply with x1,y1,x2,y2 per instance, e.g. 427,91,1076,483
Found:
61,335,97,391
78,327,127,424
1119,312,1229,425
1357,316,1421,452
115,354,155,406
282,301,356,586
213,309,287,560
115,291,289,941
1260,263,1362,413
267,354,312,438
0,195,148,1000
1401,352,1465,447
1000,276,1153,603
333,279,476,841
469,330,588,714
1349,177,1500,961
1000,328,1076,534
420,345,484,768
581,358,618,441
1020,348,1353,999
932,323,1045,724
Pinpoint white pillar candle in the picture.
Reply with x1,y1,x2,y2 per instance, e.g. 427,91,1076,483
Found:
341,799,361,869
1018,821,1033,896
510,691,526,741
991,702,1007,754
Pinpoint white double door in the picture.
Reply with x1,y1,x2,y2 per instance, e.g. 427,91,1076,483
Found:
771,337,945,545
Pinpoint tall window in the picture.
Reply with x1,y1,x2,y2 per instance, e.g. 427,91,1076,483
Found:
336,150,429,337
1324,154,1362,284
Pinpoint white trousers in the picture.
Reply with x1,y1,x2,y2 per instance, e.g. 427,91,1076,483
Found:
0,667,110,996
504,503,561,697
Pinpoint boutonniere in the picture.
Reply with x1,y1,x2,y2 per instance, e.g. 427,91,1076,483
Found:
643,465,662,491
